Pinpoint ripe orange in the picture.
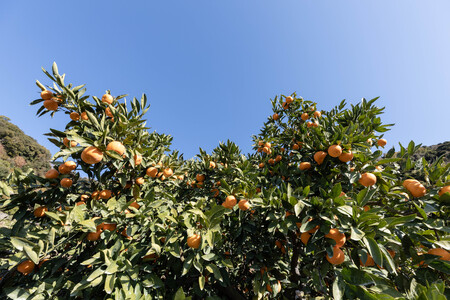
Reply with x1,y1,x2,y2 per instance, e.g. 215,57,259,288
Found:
163,168,173,178
102,223,117,231
209,161,216,168
63,137,77,148
81,146,103,164
363,205,370,212
91,190,100,200
367,138,373,146
187,234,201,249
312,121,319,127
377,139,387,147
359,173,377,187
136,177,145,185
102,94,114,104
106,141,126,156
281,101,289,109
105,107,113,117
70,112,80,121
285,96,293,104
34,206,48,217
275,155,282,162
313,111,321,118
258,141,264,147
43,100,58,111
360,254,375,267
299,162,311,170
129,201,140,209
76,201,85,206
196,174,205,182
326,246,345,265
17,260,35,275
223,195,237,209
268,158,275,165
273,113,279,120
38,259,49,268
306,121,313,128
266,280,281,293
338,151,353,162
40,90,53,100
60,178,73,188
87,230,102,241
259,162,265,168
146,167,158,178
438,185,450,196
211,188,219,197
307,225,319,234
81,112,89,120
301,112,309,121
300,232,311,245
403,179,426,197
99,190,112,199
45,169,59,179
328,145,342,158
238,199,250,211
58,164,71,175
314,151,327,165
325,228,346,247
428,248,450,261
292,144,300,150
134,153,142,166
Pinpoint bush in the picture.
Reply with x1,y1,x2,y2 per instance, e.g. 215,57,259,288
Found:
0,63,449,299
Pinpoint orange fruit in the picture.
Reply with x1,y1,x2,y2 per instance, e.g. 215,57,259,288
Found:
70,112,80,121
292,144,300,150
76,201,85,206
129,201,140,209
238,199,250,211
325,228,346,247
313,111,321,118
40,90,53,100
427,248,450,261
258,141,264,147
146,167,158,178
360,254,375,267
312,121,319,127
300,232,310,245
223,195,237,209
264,142,271,149
211,188,219,197
43,100,58,111
438,185,450,196
38,259,49,268
282,101,289,109
102,223,117,231
134,153,142,166
60,178,73,188
136,177,144,185
299,162,311,170
58,164,71,175
388,249,396,258
106,141,126,156
102,94,114,104
363,205,370,211
45,169,59,179
196,174,205,182
209,161,216,168
268,158,274,165
266,280,281,293
338,151,353,162
328,145,342,158
326,246,345,265
81,146,103,164
359,173,377,187
307,225,319,234
121,228,132,239
314,151,327,165
187,234,201,249
285,96,293,104
259,162,265,168
17,260,35,275
403,179,426,197
63,137,77,148
275,155,282,162
87,230,102,241
273,113,279,120
163,168,173,177
367,138,373,146
301,112,309,121
306,121,313,128
377,139,387,147
34,206,48,217
99,190,112,200
105,107,113,117
80,112,89,120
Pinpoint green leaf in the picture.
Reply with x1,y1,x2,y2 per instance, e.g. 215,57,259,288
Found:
350,227,365,241
174,287,186,300
24,245,39,264
364,237,383,267
332,276,344,300
105,262,119,274
199,276,205,291
206,264,223,282
10,236,36,251
87,268,105,282
104,274,115,294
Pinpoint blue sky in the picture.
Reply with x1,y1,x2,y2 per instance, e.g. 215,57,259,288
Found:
1,1,449,159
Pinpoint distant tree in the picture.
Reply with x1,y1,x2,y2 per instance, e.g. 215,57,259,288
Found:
0,115,51,179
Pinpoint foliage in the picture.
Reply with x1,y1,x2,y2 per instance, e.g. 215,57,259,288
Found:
0,63,449,300
0,115,51,179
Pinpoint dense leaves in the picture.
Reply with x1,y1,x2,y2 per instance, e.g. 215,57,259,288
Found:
0,63,449,299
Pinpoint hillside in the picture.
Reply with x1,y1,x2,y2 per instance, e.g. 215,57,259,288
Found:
411,141,450,163
0,116,51,179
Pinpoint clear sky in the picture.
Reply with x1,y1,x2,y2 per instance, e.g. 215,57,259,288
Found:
1,1,449,159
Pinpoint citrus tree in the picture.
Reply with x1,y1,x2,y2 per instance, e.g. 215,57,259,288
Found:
0,63,449,300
